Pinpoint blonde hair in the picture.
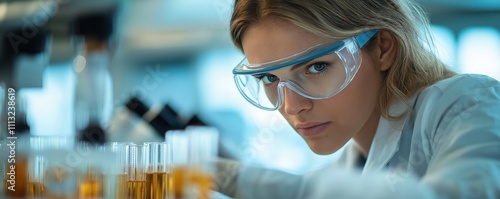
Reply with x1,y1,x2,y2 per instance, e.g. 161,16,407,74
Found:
230,0,457,120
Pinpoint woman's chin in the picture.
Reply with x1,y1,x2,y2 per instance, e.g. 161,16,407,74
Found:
306,141,344,155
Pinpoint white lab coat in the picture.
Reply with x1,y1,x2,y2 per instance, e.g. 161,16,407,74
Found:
236,74,500,199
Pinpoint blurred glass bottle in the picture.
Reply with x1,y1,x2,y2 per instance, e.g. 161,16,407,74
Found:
72,13,114,144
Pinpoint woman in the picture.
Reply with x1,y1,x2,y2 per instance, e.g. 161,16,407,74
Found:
217,0,500,198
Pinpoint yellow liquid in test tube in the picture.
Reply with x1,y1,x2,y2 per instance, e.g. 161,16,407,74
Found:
145,172,168,199
78,168,104,198
172,167,213,199
27,181,46,197
190,171,213,199
79,180,102,198
115,174,127,199
172,167,187,199
128,180,146,199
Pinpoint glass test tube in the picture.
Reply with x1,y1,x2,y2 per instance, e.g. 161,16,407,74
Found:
144,142,170,199
77,143,105,198
27,155,46,198
187,126,219,199
166,130,189,199
31,136,75,198
27,137,46,198
126,144,146,199
104,142,127,199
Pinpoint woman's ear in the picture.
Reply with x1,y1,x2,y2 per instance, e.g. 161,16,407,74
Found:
373,30,396,72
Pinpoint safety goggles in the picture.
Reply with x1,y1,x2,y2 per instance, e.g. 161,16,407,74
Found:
233,30,378,111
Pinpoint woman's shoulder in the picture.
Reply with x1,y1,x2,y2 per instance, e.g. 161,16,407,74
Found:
417,74,500,103
426,74,499,95
411,74,500,123
409,74,500,150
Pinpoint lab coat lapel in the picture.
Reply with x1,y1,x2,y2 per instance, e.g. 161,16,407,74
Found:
361,98,415,175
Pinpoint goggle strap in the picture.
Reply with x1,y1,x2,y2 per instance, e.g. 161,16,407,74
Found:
355,29,379,48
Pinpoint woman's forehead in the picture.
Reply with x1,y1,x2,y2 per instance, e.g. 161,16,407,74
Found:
242,18,330,65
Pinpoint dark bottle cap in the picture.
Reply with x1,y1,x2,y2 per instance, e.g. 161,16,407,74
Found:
126,96,149,117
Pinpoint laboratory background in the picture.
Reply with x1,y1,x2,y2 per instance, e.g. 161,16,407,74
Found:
0,0,499,197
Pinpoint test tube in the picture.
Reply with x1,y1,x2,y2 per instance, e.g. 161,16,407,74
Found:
126,143,146,199
187,126,219,199
144,142,170,199
27,137,41,198
32,136,76,198
27,155,46,198
77,143,105,198
166,130,189,199
103,142,127,199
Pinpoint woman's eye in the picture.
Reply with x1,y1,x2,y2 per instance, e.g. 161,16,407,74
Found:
307,62,328,74
254,74,278,85
262,75,278,84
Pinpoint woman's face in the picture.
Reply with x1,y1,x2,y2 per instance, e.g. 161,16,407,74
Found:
241,19,385,155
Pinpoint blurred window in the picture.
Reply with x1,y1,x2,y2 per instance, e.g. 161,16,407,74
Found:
431,25,457,70
458,27,500,80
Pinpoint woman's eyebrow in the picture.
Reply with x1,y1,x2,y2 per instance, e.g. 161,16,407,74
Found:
290,60,314,72
252,72,273,77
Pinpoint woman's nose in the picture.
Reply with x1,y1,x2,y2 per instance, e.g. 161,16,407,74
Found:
281,86,312,115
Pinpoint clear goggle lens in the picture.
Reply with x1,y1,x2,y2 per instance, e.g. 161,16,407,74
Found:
234,37,362,111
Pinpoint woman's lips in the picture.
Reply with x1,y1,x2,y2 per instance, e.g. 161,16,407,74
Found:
296,122,331,137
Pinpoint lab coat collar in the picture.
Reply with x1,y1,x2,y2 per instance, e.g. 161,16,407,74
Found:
361,96,417,175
